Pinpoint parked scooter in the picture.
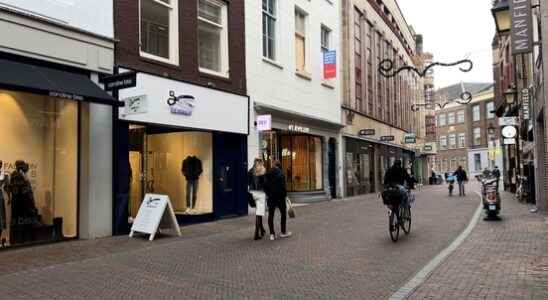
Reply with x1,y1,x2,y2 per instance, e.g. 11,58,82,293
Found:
478,173,501,220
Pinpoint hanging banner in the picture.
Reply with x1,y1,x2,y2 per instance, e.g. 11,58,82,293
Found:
522,88,531,120
510,0,533,54
323,50,337,79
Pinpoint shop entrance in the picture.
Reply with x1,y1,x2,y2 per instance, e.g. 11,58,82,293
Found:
328,138,337,198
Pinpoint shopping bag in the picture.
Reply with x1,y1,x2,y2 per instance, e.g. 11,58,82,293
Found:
286,197,296,218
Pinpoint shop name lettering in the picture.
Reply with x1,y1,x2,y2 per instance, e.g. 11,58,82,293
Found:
512,0,532,51
106,79,133,89
49,92,84,101
288,125,310,133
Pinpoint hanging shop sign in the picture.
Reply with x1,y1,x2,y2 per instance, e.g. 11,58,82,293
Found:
499,117,518,126
403,134,416,144
167,90,196,116
522,88,531,120
129,194,181,241
288,124,310,133
380,135,395,142
503,138,516,145
256,114,272,131
122,95,147,115
501,125,518,138
101,71,137,91
358,129,376,136
510,0,533,54
323,50,337,79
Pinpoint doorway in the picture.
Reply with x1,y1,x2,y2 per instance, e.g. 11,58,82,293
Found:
328,138,337,198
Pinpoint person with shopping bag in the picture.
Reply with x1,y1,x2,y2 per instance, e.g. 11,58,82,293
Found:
248,158,267,240
264,160,292,241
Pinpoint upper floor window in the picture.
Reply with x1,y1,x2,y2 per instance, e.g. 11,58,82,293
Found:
140,0,179,64
321,25,331,53
449,134,456,149
472,105,481,122
438,114,446,126
262,0,277,60
486,101,495,119
473,127,481,145
440,135,447,149
198,0,229,77
458,133,466,148
457,110,465,123
447,112,455,125
295,9,307,72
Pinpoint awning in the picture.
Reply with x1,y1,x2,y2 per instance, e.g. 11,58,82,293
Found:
0,59,121,106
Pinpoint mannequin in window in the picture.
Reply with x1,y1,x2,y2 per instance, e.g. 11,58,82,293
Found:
7,160,40,244
0,160,8,244
182,156,203,213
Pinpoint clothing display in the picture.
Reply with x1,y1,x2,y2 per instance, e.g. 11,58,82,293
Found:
0,169,7,231
7,161,39,227
182,156,203,211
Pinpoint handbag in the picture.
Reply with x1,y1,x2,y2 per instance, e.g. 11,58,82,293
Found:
286,197,295,218
247,192,256,208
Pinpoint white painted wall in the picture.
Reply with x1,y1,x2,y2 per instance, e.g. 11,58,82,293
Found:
0,0,113,37
246,0,342,163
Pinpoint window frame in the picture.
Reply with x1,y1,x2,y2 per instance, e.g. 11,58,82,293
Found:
262,0,277,61
438,114,446,126
473,127,481,145
321,24,331,53
458,133,466,148
447,112,455,125
486,101,495,119
294,8,309,73
139,0,180,65
457,110,465,123
449,134,456,149
198,0,230,78
472,104,481,122
440,135,447,149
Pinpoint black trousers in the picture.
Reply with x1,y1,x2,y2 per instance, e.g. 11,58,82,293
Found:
268,200,287,235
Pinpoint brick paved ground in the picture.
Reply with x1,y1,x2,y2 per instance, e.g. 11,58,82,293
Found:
0,184,479,299
408,190,548,300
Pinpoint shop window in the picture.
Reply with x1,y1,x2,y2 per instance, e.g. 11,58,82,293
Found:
295,9,307,72
262,0,277,60
0,90,78,247
280,135,323,192
140,0,179,64
198,0,229,77
128,127,213,217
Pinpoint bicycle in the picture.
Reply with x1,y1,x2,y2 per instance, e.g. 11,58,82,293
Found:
383,186,412,242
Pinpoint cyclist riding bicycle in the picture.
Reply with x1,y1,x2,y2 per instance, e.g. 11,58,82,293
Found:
383,160,412,208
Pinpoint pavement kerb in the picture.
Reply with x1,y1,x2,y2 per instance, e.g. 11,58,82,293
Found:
388,191,483,300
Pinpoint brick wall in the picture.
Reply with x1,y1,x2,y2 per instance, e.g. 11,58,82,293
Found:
114,0,246,95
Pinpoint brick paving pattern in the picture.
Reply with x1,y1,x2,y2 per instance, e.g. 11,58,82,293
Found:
0,185,479,299
408,191,548,300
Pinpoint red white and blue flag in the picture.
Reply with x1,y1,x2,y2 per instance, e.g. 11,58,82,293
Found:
323,50,336,79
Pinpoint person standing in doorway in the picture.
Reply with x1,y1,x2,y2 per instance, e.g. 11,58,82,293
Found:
264,160,291,240
454,166,468,196
248,158,266,240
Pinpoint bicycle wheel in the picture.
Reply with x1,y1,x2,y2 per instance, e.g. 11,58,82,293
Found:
402,205,411,235
389,210,399,242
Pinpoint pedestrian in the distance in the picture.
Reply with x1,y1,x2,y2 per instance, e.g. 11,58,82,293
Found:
248,158,266,240
454,166,468,196
493,166,501,187
264,160,291,241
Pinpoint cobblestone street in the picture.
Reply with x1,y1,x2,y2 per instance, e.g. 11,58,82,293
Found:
0,185,480,299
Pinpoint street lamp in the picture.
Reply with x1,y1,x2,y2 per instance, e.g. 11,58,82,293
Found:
504,87,517,105
491,0,510,34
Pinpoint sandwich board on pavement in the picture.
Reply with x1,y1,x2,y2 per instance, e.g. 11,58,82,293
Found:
129,194,181,241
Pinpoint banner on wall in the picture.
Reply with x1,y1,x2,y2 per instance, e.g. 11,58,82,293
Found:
323,50,336,79
130,194,181,241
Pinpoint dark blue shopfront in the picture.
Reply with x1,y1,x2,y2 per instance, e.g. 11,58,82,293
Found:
113,123,248,235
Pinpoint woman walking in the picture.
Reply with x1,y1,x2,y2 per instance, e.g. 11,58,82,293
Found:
248,158,266,240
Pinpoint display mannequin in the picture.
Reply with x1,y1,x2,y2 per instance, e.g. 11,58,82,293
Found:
7,160,39,244
181,156,203,213
0,160,7,243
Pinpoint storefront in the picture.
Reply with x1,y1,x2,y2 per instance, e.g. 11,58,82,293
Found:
0,57,119,248
114,72,249,234
254,103,343,201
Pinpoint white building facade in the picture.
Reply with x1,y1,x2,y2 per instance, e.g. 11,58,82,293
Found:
0,0,116,247
246,0,344,201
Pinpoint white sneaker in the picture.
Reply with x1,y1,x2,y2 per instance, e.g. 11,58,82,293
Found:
279,232,292,238
269,234,275,241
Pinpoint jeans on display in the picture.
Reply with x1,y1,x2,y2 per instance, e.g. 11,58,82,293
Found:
268,200,287,235
458,181,465,196
186,180,199,209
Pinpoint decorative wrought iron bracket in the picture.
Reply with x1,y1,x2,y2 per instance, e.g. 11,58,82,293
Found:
411,91,473,112
378,59,473,78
